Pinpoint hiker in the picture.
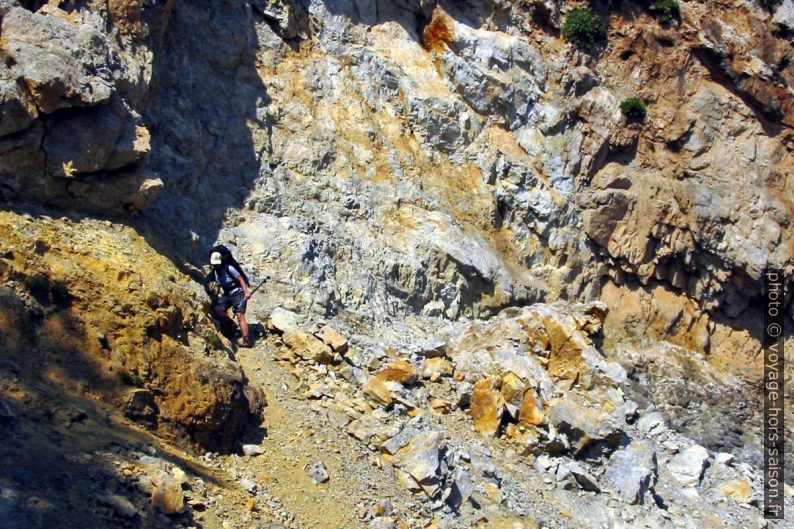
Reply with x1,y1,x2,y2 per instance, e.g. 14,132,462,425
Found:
204,248,253,348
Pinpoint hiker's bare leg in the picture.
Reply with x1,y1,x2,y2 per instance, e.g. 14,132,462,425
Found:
214,305,233,322
236,312,249,342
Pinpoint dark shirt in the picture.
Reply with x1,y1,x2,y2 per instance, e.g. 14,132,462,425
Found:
205,265,242,296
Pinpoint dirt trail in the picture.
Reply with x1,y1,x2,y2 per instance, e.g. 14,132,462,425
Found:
233,340,422,529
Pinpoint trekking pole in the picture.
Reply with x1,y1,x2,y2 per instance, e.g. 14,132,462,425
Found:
248,276,270,297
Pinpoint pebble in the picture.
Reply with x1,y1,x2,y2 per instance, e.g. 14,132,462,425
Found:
242,444,265,456
239,475,258,493
306,461,330,484
96,492,138,518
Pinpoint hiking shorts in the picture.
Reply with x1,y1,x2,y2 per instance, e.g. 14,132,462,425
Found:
217,291,247,314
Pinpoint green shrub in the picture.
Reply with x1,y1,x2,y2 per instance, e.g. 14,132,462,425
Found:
25,273,50,300
653,0,680,24
621,97,647,122
50,281,71,305
208,333,223,350
561,9,607,51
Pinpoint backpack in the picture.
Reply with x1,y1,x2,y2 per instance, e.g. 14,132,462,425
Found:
209,244,250,286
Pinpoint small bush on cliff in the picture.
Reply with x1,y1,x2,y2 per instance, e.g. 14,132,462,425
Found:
208,333,223,350
561,9,607,51
653,0,680,24
621,97,647,122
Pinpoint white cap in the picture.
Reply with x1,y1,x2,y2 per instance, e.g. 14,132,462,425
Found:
210,252,222,265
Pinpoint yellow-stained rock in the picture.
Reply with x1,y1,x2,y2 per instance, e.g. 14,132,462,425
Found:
376,360,417,385
429,398,451,414
316,325,349,354
519,390,544,427
500,372,525,415
0,210,254,451
363,377,393,406
282,328,335,364
423,357,453,380
470,378,504,437
484,482,501,502
720,480,753,503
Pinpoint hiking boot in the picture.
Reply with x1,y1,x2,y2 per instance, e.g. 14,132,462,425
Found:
238,336,254,348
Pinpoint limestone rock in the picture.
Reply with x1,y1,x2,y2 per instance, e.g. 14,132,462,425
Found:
376,360,417,385
423,357,453,380
392,431,444,496
546,396,625,455
97,492,138,518
500,372,525,418
0,212,251,452
637,412,667,437
667,445,709,488
43,96,149,177
239,475,257,494
267,308,299,333
518,390,544,427
306,461,330,484
315,325,349,354
555,461,601,492
242,444,264,456
470,379,505,437
0,398,15,423
282,328,335,364
347,413,382,443
124,388,158,423
602,441,658,504
720,479,753,504
150,470,185,514
409,341,447,358
363,377,393,406
1,7,113,113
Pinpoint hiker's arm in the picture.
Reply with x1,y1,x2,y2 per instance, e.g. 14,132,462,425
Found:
238,275,251,299
203,274,216,299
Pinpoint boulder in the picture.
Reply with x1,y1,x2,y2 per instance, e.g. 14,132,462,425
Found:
282,328,334,364
556,461,601,492
500,372,525,418
315,325,348,354
150,470,185,514
124,388,158,422
363,376,393,406
347,413,383,443
518,389,544,427
546,396,625,455
392,431,444,496
376,360,417,385
422,357,453,380
470,378,505,437
267,308,299,333
602,441,658,504
667,445,709,487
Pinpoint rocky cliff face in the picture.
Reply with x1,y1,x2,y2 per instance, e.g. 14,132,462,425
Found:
1,0,793,527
